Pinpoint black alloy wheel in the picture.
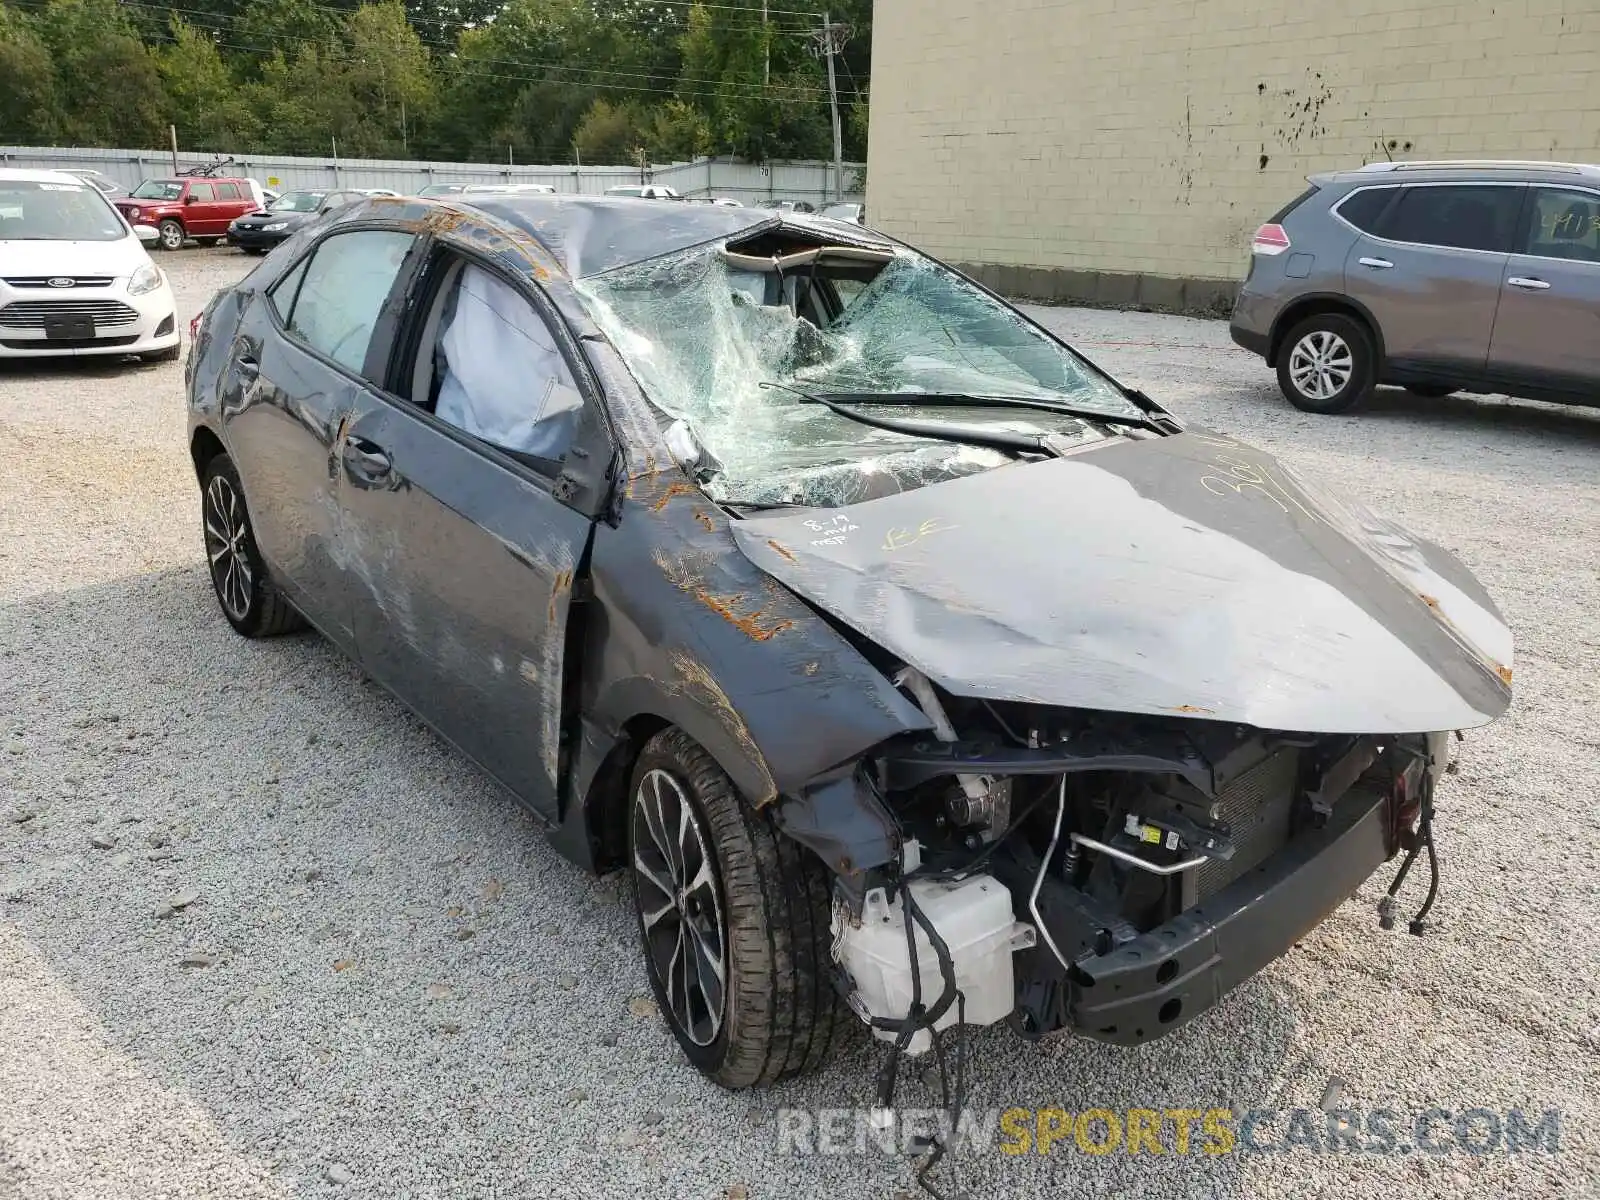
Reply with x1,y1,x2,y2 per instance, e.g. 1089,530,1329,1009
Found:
199,454,305,637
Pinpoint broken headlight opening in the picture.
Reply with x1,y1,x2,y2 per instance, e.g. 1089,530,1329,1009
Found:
819,669,1452,1197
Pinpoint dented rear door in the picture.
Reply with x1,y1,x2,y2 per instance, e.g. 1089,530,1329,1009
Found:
336,396,592,820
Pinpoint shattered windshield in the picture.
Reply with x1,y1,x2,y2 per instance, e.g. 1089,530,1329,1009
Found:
577,239,1138,507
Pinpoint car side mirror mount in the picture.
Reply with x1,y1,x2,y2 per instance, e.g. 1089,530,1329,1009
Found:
184,194,198,205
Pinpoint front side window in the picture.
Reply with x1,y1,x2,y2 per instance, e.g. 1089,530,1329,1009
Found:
188,183,216,203
1380,185,1522,252
0,180,126,241
131,179,183,200
430,262,584,462
1521,188,1600,262
578,240,1135,507
285,229,415,374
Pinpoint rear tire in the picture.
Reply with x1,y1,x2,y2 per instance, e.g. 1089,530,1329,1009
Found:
1276,313,1376,414
628,727,841,1089
199,453,305,638
157,219,186,251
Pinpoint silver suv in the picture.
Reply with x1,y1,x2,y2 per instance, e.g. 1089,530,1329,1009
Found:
1230,160,1600,413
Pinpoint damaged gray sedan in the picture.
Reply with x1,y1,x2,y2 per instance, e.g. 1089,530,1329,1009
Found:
185,196,1512,1109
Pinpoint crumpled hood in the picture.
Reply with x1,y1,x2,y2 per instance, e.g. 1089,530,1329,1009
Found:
731,430,1512,734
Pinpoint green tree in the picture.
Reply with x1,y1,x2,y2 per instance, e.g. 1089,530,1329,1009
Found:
30,0,167,146
0,5,63,143
573,98,647,166
344,2,436,155
157,18,260,151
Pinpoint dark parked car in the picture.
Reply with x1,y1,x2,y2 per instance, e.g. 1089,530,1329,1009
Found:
1231,158,1600,413
227,189,371,253
185,195,1511,1103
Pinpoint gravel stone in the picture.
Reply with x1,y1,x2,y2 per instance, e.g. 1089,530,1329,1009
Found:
87,833,116,851
0,252,1594,1200
325,1163,353,1185
555,973,578,990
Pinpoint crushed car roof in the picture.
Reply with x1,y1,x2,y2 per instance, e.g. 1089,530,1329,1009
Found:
457,194,894,279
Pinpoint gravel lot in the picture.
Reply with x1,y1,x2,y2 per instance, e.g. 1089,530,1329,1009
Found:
2,247,1597,1200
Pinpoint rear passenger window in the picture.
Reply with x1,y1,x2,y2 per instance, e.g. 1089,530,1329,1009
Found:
1381,185,1521,253
216,183,241,200
268,257,309,323
1336,187,1397,233
1522,188,1600,262
285,229,415,374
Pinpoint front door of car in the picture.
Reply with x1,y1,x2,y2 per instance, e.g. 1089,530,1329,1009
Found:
219,226,421,642
1486,185,1600,397
336,252,601,820
1341,183,1524,377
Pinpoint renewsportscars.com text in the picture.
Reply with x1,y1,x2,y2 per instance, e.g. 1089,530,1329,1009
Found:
776,1106,1562,1158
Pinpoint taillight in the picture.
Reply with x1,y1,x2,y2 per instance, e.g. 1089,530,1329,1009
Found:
1251,223,1292,255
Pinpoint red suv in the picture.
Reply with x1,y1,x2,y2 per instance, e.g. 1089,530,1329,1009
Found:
116,178,260,251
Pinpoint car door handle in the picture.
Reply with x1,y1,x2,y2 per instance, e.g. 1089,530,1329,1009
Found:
1507,276,1551,291
1358,257,1394,269
341,436,393,480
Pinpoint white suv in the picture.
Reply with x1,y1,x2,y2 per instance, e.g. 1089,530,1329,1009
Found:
604,184,682,200
0,168,180,362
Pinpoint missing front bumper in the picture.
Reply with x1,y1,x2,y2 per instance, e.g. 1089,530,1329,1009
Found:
1065,786,1389,1045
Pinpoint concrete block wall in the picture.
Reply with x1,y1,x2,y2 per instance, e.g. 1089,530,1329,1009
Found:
867,0,1600,308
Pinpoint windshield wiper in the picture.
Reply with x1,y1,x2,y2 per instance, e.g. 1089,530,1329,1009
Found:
815,391,1165,432
758,381,1082,457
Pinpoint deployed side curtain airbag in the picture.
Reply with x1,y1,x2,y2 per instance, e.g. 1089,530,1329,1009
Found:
435,264,584,459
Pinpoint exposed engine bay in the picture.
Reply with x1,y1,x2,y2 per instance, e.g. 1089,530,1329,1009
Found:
807,663,1452,1180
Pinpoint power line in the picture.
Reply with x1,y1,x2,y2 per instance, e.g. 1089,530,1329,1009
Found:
109,0,838,100
100,0,834,101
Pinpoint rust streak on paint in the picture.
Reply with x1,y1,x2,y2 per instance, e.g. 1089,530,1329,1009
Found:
1166,704,1215,715
668,651,776,804
766,539,797,563
548,569,574,623
651,481,699,512
1496,663,1513,685
692,508,716,533
696,591,795,642
1420,593,1440,610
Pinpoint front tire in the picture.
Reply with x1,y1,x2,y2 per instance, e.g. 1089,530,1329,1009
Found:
157,219,186,251
1277,313,1376,414
199,453,305,638
628,728,840,1088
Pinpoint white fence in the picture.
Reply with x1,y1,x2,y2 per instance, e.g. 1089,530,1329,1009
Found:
0,146,864,208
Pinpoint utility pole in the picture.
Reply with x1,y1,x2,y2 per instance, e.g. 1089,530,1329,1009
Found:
762,0,769,85
169,124,179,173
812,14,850,203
